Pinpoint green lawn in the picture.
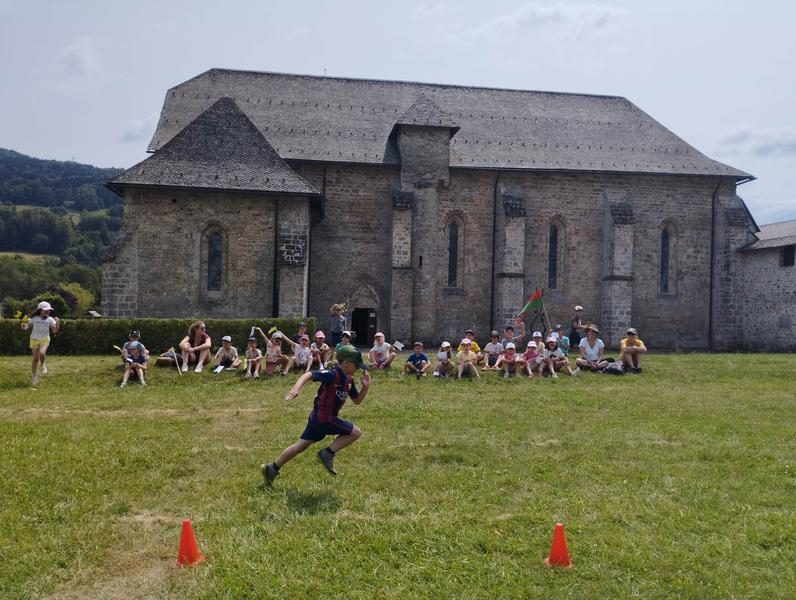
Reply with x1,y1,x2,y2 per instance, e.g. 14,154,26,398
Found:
0,354,794,599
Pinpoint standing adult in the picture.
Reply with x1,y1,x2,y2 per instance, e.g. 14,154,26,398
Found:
179,321,212,373
329,304,346,349
569,305,585,350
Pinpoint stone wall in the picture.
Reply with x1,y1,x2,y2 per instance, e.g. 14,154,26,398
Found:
109,164,754,351
102,187,284,318
294,162,398,339
739,246,796,350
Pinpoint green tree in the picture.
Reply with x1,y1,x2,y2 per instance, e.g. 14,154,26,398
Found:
30,232,49,253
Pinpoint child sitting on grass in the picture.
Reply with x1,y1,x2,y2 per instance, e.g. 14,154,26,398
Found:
456,338,480,379
494,342,520,379
404,342,430,379
244,337,263,378
433,341,453,377
262,345,370,486
521,340,540,378
120,341,148,387
310,331,330,370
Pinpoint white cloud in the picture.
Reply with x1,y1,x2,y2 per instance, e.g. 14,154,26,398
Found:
59,36,102,82
458,2,629,41
119,114,158,144
718,128,796,158
411,2,455,19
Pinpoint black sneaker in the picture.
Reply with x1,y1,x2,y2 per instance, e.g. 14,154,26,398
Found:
262,463,279,486
317,448,337,476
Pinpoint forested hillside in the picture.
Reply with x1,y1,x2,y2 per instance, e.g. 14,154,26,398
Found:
0,148,122,211
0,148,126,317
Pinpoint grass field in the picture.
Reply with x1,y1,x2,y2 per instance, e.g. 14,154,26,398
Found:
1,354,794,599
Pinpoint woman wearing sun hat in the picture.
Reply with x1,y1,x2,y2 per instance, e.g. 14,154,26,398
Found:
23,300,60,386
575,323,609,372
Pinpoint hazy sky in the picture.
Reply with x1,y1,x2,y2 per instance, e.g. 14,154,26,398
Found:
1,0,794,224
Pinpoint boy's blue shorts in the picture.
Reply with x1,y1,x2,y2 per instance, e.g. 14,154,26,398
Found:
301,417,354,441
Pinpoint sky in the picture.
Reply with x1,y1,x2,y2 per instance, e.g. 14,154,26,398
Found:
1,0,794,225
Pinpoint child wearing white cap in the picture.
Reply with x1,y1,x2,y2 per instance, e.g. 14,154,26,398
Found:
368,332,396,369
542,336,576,378
521,340,540,378
456,338,480,379
433,341,453,377
214,335,241,373
494,342,519,379
24,301,60,386
255,327,289,375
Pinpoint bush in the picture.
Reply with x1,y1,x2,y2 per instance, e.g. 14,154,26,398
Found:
0,317,317,355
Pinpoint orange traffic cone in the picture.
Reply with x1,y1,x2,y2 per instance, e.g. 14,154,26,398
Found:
543,522,572,568
176,519,205,567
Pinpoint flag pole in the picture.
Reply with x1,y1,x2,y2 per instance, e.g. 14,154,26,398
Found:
540,289,553,335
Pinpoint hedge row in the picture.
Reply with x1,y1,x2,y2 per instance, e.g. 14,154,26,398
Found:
0,317,317,356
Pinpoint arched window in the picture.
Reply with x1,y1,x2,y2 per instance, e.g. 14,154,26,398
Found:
201,224,227,296
207,231,222,291
448,221,459,287
548,224,559,290
658,227,671,294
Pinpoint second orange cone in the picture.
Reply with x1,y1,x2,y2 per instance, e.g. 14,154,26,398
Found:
543,522,572,568
176,519,205,567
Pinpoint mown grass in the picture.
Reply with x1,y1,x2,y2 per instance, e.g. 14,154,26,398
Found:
0,354,794,599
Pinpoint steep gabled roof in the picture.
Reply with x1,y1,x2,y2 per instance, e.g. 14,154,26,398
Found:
147,69,751,178
396,94,459,132
110,96,318,196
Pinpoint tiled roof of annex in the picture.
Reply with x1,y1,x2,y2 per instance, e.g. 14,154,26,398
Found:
111,96,318,196
745,219,796,250
147,69,751,179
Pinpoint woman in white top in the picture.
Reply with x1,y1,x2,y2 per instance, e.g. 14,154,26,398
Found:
575,324,609,372
23,300,60,385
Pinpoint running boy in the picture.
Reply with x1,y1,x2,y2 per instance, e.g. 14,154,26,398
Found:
262,345,370,485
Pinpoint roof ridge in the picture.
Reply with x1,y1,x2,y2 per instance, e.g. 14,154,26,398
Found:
189,67,631,102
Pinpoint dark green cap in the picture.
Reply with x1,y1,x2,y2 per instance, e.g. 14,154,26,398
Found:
336,344,368,370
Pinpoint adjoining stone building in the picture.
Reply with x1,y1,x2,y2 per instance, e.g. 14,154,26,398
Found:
735,220,796,350
103,68,772,350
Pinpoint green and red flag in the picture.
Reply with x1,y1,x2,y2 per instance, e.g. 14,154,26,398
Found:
517,288,543,320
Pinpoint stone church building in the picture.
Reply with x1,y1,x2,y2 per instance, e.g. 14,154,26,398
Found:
103,68,780,350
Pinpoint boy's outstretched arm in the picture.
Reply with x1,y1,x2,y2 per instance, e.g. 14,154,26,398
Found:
285,372,313,400
351,370,370,405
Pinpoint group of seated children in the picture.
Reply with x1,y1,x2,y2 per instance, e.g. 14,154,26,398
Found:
376,322,646,379
130,321,338,386
120,320,647,386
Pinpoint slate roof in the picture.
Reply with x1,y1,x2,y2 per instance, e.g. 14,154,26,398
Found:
395,94,459,132
147,69,751,178
110,96,318,195
745,219,796,250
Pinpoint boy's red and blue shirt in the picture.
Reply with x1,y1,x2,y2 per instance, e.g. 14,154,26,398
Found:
309,366,359,423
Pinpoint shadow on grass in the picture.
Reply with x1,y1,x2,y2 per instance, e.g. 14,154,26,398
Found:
285,489,340,515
